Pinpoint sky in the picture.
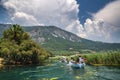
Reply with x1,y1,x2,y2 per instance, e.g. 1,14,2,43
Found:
0,0,120,43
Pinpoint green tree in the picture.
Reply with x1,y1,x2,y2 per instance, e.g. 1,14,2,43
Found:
3,24,30,44
0,24,51,65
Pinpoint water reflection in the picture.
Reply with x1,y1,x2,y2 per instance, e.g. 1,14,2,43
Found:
72,68,85,75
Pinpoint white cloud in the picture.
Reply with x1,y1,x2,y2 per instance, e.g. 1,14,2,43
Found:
80,0,120,43
65,19,85,37
2,0,120,43
83,18,118,42
11,12,41,26
2,0,79,27
93,0,120,27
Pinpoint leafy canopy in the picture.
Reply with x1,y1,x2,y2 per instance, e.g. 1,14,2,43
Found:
0,24,51,65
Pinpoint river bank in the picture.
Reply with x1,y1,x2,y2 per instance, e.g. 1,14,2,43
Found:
0,50,120,68
49,51,120,67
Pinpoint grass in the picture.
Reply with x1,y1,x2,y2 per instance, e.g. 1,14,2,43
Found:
83,51,120,66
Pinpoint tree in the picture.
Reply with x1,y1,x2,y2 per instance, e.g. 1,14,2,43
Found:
0,24,51,65
3,24,30,44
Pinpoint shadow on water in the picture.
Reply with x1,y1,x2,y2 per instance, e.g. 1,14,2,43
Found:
0,62,120,80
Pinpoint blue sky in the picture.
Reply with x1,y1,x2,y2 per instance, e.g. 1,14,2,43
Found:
0,0,120,43
77,0,115,24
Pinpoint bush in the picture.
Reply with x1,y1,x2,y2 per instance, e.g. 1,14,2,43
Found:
0,24,51,65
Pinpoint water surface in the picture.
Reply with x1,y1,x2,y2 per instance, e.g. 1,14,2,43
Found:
0,62,120,80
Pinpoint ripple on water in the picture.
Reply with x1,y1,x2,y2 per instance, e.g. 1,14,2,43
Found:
0,62,120,80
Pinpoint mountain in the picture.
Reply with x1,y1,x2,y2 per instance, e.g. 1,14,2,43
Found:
0,24,120,52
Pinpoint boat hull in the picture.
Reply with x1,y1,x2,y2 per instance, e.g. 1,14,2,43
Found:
71,63,85,69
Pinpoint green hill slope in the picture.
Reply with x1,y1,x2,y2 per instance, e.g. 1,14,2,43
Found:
0,24,120,53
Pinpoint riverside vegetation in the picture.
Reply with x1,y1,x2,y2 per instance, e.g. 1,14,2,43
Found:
84,51,120,66
0,24,51,65
49,50,120,66
59,51,120,66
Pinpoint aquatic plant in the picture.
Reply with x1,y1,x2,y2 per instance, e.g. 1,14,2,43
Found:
84,51,120,65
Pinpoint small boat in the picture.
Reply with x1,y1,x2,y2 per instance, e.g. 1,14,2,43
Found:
66,61,85,69
71,63,85,69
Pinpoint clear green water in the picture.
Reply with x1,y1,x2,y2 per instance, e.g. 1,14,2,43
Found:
0,62,120,80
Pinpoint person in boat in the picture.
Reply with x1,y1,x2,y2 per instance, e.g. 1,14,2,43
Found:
79,56,86,66
69,57,84,68
70,57,75,63
67,57,75,66
79,56,84,63
61,56,67,63
71,58,83,69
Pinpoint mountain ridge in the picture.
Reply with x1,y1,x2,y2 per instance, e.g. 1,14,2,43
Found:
0,24,120,52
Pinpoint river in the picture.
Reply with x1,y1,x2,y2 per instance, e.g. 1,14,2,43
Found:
0,62,120,80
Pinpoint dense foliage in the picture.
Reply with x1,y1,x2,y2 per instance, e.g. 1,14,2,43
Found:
0,24,51,65
84,51,120,65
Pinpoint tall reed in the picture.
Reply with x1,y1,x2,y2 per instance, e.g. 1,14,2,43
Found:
84,51,120,65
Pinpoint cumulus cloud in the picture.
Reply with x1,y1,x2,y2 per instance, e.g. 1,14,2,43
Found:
11,12,41,25
2,0,79,27
1,0,120,43
83,18,120,43
93,0,120,27
82,0,120,43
